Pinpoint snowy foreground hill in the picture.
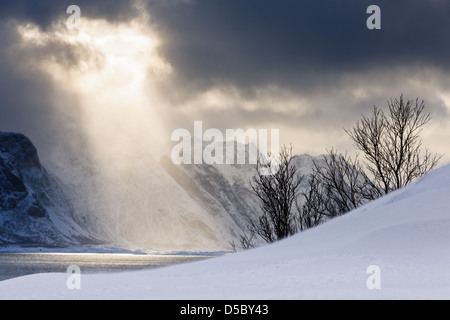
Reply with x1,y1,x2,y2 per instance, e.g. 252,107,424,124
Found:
1,163,450,299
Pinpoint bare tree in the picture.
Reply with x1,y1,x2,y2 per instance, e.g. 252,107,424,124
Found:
296,172,327,231
303,149,381,221
345,94,442,194
238,231,257,249
245,94,441,247
250,145,303,243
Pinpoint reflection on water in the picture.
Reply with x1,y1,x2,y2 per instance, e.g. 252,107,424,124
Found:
0,252,212,281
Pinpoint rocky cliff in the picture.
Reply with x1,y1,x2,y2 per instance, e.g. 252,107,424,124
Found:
0,131,103,247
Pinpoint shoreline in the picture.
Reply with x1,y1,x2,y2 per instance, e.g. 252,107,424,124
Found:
0,244,231,256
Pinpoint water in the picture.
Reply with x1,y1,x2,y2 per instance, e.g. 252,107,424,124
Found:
0,252,212,282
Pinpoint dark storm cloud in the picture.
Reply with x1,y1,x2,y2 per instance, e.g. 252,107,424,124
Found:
147,0,450,95
0,0,139,29
0,0,121,158
144,0,450,160
0,22,54,137
0,0,139,138
1,0,449,107
0,18,89,161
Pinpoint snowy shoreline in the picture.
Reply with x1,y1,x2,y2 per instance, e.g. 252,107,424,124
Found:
0,244,231,256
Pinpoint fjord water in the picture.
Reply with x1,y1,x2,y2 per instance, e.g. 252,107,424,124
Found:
0,252,211,281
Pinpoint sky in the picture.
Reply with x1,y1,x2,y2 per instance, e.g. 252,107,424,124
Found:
0,0,450,168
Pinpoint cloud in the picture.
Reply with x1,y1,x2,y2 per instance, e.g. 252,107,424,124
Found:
0,0,142,154
147,0,450,96
0,0,449,161
0,0,140,29
0,19,75,148
139,0,450,160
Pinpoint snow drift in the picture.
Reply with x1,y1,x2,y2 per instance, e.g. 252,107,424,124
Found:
1,162,450,299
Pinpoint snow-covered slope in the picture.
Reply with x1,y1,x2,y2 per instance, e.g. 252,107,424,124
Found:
2,162,449,299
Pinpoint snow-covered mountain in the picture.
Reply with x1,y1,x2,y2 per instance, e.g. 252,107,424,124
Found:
0,132,104,247
0,132,237,250
0,131,328,250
